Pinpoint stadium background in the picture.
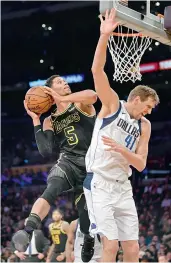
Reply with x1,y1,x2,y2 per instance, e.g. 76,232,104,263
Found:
1,1,171,262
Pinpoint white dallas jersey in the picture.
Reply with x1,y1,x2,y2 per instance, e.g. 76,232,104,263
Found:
86,101,141,182
74,222,101,260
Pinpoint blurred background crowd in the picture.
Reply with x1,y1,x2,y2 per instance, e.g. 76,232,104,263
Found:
1,0,171,262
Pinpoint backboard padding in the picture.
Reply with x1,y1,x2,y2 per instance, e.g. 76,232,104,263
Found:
99,1,171,46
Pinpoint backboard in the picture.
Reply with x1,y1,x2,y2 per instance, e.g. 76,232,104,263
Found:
99,0,171,46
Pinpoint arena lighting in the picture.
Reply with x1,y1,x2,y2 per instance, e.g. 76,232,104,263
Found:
149,47,152,51
29,74,85,87
140,62,158,73
140,59,171,73
40,59,44,63
155,2,160,6
48,26,52,30
159,59,171,70
155,41,160,46
148,170,170,174
42,24,46,28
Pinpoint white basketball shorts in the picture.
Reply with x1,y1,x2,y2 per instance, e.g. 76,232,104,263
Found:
84,173,139,241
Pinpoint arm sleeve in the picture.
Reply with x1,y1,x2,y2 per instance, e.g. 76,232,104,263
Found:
34,125,55,158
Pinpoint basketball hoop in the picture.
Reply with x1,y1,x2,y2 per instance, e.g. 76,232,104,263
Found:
108,25,152,83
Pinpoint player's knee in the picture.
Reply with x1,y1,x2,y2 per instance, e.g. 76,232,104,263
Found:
122,240,139,257
103,239,119,256
41,179,64,205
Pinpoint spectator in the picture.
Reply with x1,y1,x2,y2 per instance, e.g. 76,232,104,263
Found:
161,193,171,208
146,230,154,246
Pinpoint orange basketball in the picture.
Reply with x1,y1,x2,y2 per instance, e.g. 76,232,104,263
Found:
25,86,53,114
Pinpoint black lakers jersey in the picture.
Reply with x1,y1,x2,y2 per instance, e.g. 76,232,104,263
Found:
49,221,67,253
51,103,96,156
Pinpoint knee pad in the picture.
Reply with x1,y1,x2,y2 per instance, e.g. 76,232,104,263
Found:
47,164,67,183
41,177,69,205
41,164,72,205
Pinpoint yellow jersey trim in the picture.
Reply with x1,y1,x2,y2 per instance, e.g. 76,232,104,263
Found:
51,103,72,118
74,103,95,118
75,192,84,206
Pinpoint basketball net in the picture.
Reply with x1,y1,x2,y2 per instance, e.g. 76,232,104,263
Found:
108,0,152,83
108,25,152,83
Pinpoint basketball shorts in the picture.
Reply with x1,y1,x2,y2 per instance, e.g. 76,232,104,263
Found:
46,152,90,234
48,152,87,190
84,173,139,241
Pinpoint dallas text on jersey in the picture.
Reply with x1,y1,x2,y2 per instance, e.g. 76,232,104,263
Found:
117,118,140,139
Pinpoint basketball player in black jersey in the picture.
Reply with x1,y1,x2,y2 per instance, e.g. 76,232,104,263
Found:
12,75,97,262
47,209,69,262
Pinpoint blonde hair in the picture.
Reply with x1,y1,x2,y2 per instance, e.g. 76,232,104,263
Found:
128,85,160,105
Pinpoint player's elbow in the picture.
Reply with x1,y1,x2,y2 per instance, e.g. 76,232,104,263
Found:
90,91,98,103
137,161,146,172
86,90,98,104
39,146,53,158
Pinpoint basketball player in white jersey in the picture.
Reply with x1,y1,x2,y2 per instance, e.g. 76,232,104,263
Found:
83,8,159,263
65,219,101,263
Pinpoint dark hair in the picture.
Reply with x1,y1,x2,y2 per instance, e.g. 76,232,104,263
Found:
45,75,60,88
52,208,64,217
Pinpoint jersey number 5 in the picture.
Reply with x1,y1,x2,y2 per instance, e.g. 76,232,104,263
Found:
64,126,78,146
125,135,136,150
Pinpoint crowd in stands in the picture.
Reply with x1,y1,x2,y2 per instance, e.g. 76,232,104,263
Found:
134,178,171,262
1,172,171,262
1,185,77,262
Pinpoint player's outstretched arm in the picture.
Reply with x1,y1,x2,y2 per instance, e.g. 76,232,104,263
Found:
102,118,151,172
65,220,77,262
44,87,97,106
92,9,119,113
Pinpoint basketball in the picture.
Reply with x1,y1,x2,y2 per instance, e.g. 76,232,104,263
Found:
25,86,53,114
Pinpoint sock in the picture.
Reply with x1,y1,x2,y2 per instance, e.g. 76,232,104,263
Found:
24,213,41,235
84,233,94,241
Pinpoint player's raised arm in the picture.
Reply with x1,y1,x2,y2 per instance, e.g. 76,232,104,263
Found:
92,9,120,112
44,87,97,106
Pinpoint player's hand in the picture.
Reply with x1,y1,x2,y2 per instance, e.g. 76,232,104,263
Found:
102,135,125,153
15,251,26,260
56,253,65,261
23,100,41,120
37,253,45,259
44,87,61,106
99,8,119,36
66,254,74,262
